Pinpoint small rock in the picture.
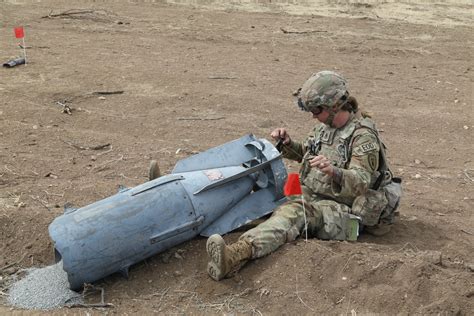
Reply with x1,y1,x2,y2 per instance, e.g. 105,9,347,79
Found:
98,96,106,100
91,155,97,161
454,99,459,104
463,125,469,130
161,252,171,264
173,270,182,277
414,159,421,164
466,263,474,272
420,251,442,265
174,252,183,260
415,174,422,179
32,125,38,129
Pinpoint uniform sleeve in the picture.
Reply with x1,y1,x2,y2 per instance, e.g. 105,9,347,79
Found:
281,139,305,162
332,130,380,198
281,125,320,162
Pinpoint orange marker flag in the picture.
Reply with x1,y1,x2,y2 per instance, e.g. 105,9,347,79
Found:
283,173,308,241
14,27,24,39
284,173,302,196
13,26,27,65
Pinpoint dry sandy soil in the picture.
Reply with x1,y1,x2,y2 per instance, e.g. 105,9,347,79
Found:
0,0,473,314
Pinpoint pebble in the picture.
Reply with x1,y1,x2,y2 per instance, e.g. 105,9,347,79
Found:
466,263,474,272
420,251,442,265
463,125,469,130
415,174,422,179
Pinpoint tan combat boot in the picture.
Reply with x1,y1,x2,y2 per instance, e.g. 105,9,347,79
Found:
206,234,252,281
148,160,161,181
364,222,392,236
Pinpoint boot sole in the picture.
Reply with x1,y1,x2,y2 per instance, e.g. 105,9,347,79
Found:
206,234,226,281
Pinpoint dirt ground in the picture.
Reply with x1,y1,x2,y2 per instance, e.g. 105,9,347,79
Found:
1,0,473,314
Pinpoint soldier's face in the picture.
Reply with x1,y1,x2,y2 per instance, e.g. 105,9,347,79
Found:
312,108,329,122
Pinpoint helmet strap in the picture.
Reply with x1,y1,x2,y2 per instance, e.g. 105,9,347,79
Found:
325,107,337,127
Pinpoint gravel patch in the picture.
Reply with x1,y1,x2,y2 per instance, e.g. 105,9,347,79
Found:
7,261,83,310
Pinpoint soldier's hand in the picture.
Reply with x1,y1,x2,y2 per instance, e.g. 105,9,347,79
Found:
270,128,291,145
309,155,334,176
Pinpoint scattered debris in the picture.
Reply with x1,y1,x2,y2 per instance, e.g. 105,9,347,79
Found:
3,58,25,68
208,76,238,79
460,229,473,236
66,284,113,309
44,172,58,179
280,27,327,34
91,90,124,95
177,117,225,121
463,169,474,182
41,9,119,24
0,253,28,273
61,139,111,151
57,101,72,115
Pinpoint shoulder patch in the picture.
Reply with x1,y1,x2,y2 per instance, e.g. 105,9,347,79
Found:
360,142,376,153
352,139,379,156
368,153,378,170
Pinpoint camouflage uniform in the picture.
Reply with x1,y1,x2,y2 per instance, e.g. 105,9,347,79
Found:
240,114,382,258
206,71,400,280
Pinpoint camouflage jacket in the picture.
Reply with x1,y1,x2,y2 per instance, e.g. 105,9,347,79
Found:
282,114,381,207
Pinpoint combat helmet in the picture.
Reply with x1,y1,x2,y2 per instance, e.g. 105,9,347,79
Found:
296,71,349,113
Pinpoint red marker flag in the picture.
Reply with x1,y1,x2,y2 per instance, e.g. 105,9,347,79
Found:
14,27,24,39
284,173,302,196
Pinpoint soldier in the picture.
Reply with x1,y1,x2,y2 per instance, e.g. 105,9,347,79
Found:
206,71,401,281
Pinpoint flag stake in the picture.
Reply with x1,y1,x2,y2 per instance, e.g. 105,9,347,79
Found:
22,37,27,65
283,173,308,242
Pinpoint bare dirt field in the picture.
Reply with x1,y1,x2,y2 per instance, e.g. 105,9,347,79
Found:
0,0,473,314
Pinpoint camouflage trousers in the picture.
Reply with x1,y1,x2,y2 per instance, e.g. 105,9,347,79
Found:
239,196,358,259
